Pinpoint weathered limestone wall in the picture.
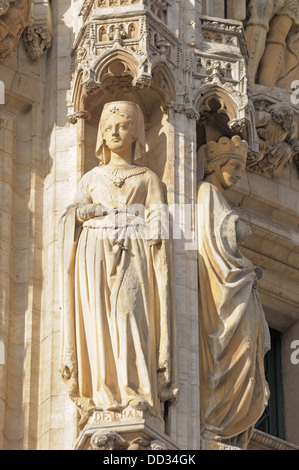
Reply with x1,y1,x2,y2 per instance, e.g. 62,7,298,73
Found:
0,37,45,451
227,158,299,447
37,0,81,450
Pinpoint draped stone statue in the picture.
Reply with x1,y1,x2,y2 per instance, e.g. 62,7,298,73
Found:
59,101,177,432
246,0,299,87
247,102,299,177
197,136,270,450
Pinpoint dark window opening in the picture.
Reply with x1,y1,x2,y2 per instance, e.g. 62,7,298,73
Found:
255,329,284,439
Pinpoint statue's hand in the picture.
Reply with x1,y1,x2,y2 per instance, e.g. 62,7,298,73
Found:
76,203,99,222
94,204,112,217
253,266,263,289
76,203,111,222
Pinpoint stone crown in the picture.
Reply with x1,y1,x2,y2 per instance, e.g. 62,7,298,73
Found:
206,135,248,164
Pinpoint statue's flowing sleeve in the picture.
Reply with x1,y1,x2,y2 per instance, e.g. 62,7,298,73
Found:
197,181,270,442
145,172,178,404
58,179,92,405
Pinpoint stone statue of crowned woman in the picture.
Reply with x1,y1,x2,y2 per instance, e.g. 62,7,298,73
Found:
197,136,270,450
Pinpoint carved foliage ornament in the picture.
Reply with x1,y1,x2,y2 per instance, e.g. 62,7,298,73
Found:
22,24,52,60
89,430,168,451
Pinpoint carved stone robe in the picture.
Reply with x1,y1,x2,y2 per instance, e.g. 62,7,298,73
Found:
197,181,270,449
59,165,176,428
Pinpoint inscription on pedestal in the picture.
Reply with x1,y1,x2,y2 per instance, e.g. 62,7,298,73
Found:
90,409,143,424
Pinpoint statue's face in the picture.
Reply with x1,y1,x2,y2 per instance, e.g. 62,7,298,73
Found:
0,0,10,16
102,113,136,155
219,158,245,189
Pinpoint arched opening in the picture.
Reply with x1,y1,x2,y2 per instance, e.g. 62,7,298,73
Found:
195,86,240,151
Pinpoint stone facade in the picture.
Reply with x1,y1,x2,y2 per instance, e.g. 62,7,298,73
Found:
0,0,299,451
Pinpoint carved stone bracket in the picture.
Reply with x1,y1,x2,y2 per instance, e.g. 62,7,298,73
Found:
22,0,52,60
22,23,52,60
162,102,200,120
68,110,91,124
73,421,179,451
89,430,168,451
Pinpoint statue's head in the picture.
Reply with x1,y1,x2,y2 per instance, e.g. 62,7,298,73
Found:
0,1,10,16
269,103,294,132
198,135,248,189
96,101,146,165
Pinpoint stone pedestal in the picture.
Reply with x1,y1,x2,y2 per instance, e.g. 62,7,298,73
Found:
74,417,179,451
200,439,242,451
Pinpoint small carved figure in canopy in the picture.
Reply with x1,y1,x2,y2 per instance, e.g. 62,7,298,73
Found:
247,102,299,177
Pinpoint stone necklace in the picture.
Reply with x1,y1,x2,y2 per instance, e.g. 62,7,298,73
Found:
99,165,147,187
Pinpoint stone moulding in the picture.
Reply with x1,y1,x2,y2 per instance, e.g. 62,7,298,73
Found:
199,14,249,62
80,0,95,22
162,101,200,120
73,420,179,451
248,430,299,451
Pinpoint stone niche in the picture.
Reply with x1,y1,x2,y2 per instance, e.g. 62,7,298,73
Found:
67,0,181,184
70,61,174,184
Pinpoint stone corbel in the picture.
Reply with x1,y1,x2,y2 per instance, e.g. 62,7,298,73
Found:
67,110,91,125
22,0,52,60
162,101,200,120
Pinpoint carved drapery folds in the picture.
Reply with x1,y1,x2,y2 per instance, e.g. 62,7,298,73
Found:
245,0,299,89
0,0,30,61
197,136,270,450
244,0,299,178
